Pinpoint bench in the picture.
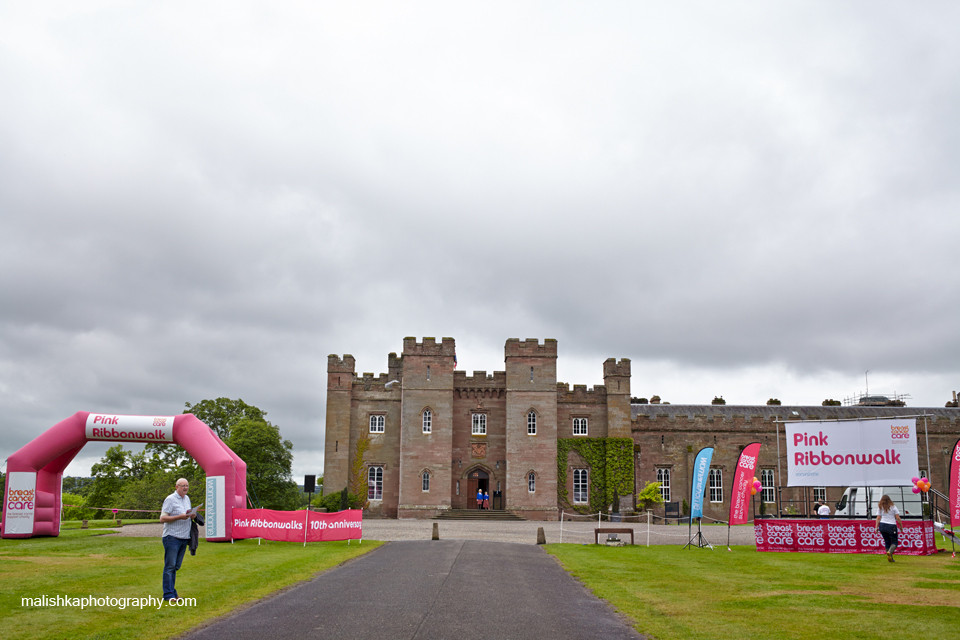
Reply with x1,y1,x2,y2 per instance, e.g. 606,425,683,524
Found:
594,527,634,545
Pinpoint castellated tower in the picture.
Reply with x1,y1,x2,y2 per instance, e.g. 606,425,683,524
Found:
504,338,558,519
604,358,632,438
397,337,456,517
324,354,356,493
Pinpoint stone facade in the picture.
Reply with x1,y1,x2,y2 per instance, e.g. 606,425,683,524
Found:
323,337,960,521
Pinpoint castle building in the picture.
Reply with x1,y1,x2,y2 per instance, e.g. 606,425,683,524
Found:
324,337,959,520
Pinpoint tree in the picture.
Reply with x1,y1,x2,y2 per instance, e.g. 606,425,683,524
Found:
116,469,197,519
144,397,269,478
636,481,665,511
86,445,154,517
226,418,299,510
61,492,96,521
184,397,269,439
62,476,94,496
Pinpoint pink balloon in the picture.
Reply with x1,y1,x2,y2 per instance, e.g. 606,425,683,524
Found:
753,481,762,490
911,477,920,484
912,486,921,494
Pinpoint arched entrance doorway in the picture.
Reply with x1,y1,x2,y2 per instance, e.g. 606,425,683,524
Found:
2,412,245,541
465,466,489,509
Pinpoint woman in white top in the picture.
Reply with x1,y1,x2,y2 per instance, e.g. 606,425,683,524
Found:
874,494,903,562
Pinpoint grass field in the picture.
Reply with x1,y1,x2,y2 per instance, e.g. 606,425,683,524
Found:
60,519,158,529
546,542,960,640
4,528,958,640
0,529,379,640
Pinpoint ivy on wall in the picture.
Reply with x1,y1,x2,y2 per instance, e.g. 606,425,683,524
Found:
557,437,634,514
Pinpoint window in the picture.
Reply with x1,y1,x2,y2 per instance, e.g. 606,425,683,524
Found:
572,417,588,436
527,410,537,435
427,365,431,381
657,468,671,502
369,415,385,433
813,487,826,503
760,469,775,503
422,470,430,492
709,468,723,503
422,408,432,434
367,466,383,500
530,366,534,382
573,469,588,504
472,413,486,435
528,472,536,493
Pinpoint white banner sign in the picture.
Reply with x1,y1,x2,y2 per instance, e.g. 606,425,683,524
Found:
785,419,919,486
3,471,38,535
206,476,225,539
85,414,174,442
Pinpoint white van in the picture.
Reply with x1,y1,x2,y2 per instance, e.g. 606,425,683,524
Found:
833,486,923,518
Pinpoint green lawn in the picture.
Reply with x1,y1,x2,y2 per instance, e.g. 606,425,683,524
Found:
60,519,158,529
0,529,379,640
546,543,960,640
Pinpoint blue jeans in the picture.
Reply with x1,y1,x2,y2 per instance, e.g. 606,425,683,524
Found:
162,536,189,600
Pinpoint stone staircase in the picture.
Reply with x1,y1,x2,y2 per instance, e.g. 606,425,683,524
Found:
432,509,525,521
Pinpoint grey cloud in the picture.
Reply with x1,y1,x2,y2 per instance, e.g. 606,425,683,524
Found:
3,3,959,480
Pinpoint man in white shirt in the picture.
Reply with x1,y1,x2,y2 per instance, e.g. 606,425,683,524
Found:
160,478,194,602
817,503,831,518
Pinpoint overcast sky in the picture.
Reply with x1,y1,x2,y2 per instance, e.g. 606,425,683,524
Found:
2,2,958,482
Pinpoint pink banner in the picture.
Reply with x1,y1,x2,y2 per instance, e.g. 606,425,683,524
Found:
950,438,960,528
232,508,362,542
729,442,761,525
754,519,936,555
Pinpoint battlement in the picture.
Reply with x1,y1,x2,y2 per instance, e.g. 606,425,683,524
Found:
504,338,558,358
557,382,607,402
328,354,356,373
402,336,456,356
357,372,397,389
454,370,507,389
603,358,631,378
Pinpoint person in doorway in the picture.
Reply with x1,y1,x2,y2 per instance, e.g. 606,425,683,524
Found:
875,494,903,562
817,503,831,518
477,488,483,510
160,478,196,601
483,491,490,510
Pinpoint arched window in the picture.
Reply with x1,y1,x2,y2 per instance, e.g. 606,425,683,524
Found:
369,415,385,433
422,470,431,492
657,468,670,502
573,417,588,436
367,466,383,500
573,469,588,504
528,472,536,493
709,468,723,503
527,410,537,435
422,408,432,434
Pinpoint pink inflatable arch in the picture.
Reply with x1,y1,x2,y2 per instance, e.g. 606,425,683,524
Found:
2,412,246,541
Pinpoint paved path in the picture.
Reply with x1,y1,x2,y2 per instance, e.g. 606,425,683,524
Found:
181,540,644,640
116,519,756,546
